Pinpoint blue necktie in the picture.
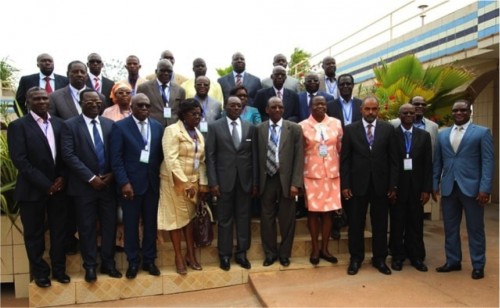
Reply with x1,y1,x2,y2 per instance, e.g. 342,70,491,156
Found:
91,119,106,174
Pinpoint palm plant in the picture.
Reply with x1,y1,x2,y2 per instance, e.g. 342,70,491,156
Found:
370,55,474,121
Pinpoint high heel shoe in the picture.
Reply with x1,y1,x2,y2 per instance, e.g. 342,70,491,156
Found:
319,250,338,264
175,257,187,275
185,257,202,270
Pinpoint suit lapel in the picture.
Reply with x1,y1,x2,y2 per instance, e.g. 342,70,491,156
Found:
278,121,288,152
64,87,79,116
26,115,53,160
77,116,96,155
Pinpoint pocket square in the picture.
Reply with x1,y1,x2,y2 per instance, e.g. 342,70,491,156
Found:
246,139,252,141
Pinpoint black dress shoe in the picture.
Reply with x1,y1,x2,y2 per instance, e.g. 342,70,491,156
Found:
295,209,307,219
143,263,161,276
411,259,428,272
347,261,361,275
101,267,123,278
319,251,338,264
34,277,51,288
235,257,251,269
85,268,97,283
436,263,462,272
471,269,484,280
53,274,71,284
263,256,277,267
220,257,231,271
391,259,403,271
279,257,290,267
126,265,139,279
310,253,320,265
372,261,392,275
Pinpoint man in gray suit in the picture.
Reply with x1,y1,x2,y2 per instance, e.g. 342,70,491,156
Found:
206,96,258,271
256,96,304,267
137,59,186,127
261,54,300,93
194,76,222,138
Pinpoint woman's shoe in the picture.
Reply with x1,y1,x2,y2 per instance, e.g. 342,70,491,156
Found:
185,257,202,270
175,258,187,275
310,253,320,265
319,251,338,264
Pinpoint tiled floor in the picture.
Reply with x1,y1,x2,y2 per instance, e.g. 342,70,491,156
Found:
2,203,498,307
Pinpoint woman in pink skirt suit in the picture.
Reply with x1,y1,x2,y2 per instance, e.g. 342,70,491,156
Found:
299,96,343,265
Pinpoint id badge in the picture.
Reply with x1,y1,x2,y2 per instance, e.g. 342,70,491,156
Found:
403,158,413,170
140,150,150,163
163,107,172,118
193,158,200,170
200,121,208,133
319,144,328,157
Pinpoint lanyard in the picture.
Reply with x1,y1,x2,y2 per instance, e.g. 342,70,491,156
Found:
340,100,352,124
404,131,412,158
141,121,150,150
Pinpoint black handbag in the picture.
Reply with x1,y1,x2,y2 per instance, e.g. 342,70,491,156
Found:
193,200,214,247
333,209,348,229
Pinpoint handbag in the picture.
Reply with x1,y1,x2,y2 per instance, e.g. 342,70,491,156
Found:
332,209,348,230
193,200,214,247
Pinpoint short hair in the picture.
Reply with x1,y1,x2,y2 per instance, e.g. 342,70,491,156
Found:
408,95,425,104
67,60,86,73
229,85,248,96
79,89,98,102
361,95,379,106
26,86,46,98
177,99,202,121
453,99,472,109
337,73,354,83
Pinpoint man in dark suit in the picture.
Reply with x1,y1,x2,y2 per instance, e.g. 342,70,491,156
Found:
206,95,258,271
253,66,299,122
49,60,107,120
217,52,262,104
86,53,115,106
390,104,432,272
256,96,304,267
340,96,398,276
7,87,70,288
298,72,333,122
16,53,68,116
137,59,186,127
318,56,338,99
61,89,121,283
433,99,494,280
109,93,163,279
261,54,300,93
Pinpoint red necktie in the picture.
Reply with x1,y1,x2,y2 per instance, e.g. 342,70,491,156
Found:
44,76,53,94
94,77,101,93
236,74,242,86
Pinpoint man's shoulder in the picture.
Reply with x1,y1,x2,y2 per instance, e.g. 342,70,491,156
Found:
20,73,39,81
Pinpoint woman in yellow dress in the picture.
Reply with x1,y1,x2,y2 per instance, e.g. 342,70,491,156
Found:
158,99,208,275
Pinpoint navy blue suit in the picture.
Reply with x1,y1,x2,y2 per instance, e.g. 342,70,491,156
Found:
110,116,164,267
253,87,300,122
7,114,68,279
61,115,117,271
16,73,68,115
297,91,333,122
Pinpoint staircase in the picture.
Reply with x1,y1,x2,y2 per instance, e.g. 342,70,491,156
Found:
28,218,372,307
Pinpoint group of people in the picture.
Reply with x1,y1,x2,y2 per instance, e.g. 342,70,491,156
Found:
8,50,494,289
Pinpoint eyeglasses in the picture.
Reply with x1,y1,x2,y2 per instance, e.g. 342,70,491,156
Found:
452,108,469,113
338,82,353,87
116,91,131,95
136,103,151,109
88,60,102,64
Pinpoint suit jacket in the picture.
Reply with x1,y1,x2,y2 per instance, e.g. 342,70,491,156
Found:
16,73,68,115
109,116,164,195
86,76,115,105
136,80,186,127
433,124,494,197
48,86,107,120
256,120,304,198
253,87,300,122
298,91,334,122
7,114,66,201
340,119,399,196
218,72,262,103
395,126,432,197
318,75,339,99
206,117,257,193
261,76,301,93
61,115,115,196
390,117,439,159
196,96,222,124
327,97,363,127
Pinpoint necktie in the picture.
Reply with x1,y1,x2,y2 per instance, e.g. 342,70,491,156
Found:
94,77,101,93
404,130,412,154
277,90,282,99
91,119,106,174
366,124,374,147
308,94,315,106
266,124,279,176
236,74,242,86
451,126,464,153
139,121,147,141
44,76,53,94
231,121,240,148
161,84,168,104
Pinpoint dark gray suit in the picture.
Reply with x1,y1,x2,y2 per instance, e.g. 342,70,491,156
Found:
206,117,257,258
256,120,304,259
49,86,107,120
218,72,262,104
137,80,186,127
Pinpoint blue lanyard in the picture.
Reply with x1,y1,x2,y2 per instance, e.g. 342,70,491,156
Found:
404,131,412,157
340,99,352,123
141,122,150,150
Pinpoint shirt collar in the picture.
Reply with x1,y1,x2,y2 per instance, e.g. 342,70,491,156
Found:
83,114,99,125
132,115,148,125
226,116,241,126
88,72,101,80
233,71,245,78
362,118,376,128
39,72,55,80
339,96,353,104
30,110,51,122
453,120,471,131
270,118,283,127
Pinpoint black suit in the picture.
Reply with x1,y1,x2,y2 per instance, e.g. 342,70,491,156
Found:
86,76,115,106
16,73,68,115
390,126,432,262
327,97,362,127
7,114,68,279
61,115,117,271
340,119,398,263
253,87,300,122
